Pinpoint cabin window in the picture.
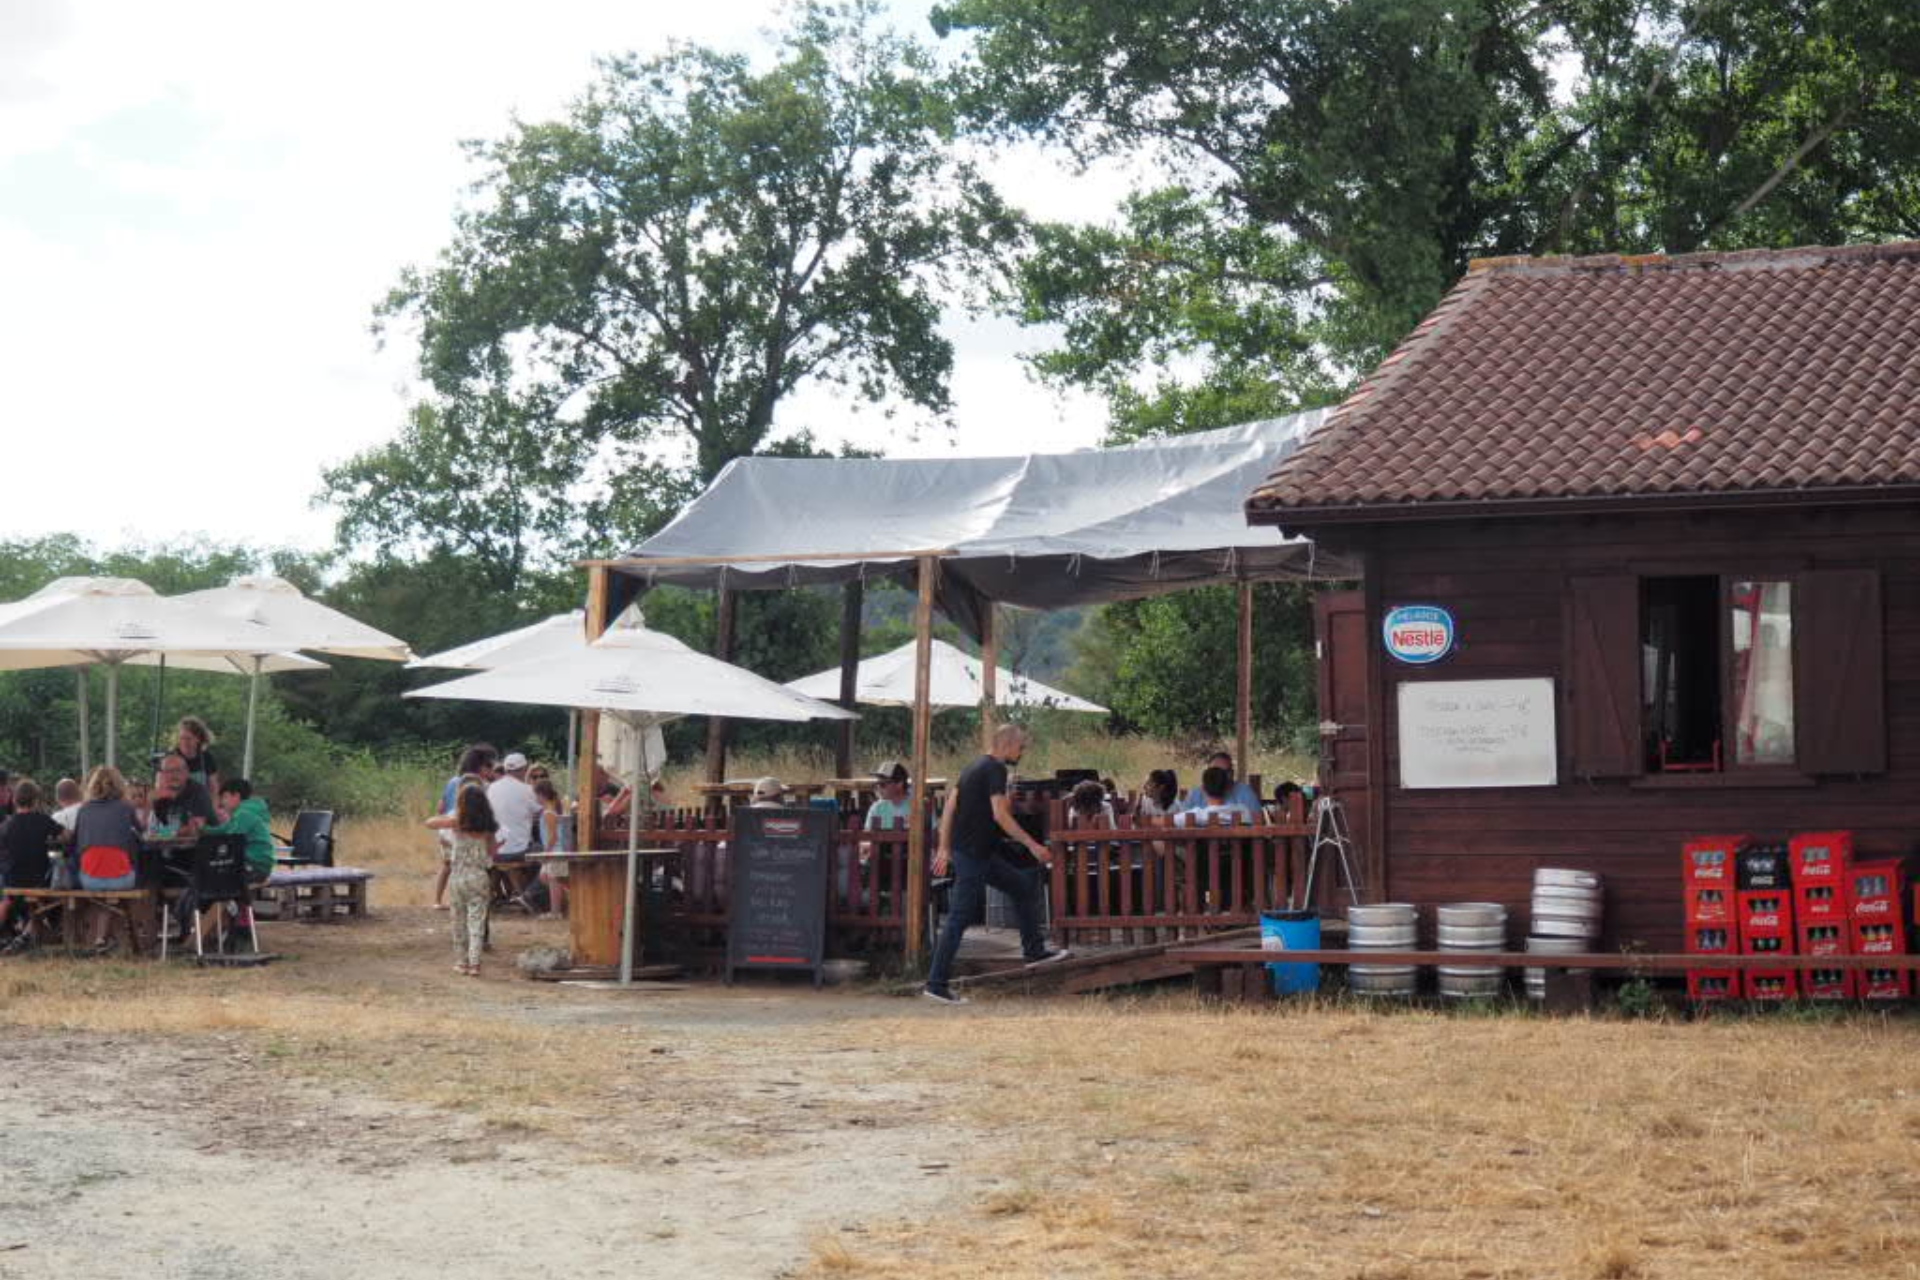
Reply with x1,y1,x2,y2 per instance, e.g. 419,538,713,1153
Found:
1570,568,1882,781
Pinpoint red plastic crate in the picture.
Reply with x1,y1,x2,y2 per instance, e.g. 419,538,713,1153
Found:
1796,882,1846,922
1683,837,1747,887
1798,921,1849,958
1790,831,1852,884
1687,969,1739,1002
1852,919,1903,957
1737,890,1794,943
1745,971,1798,1001
1848,861,1906,922
1685,886,1731,923
1803,967,1855,1001
1685,923,1736,956
1860,967,1912,1001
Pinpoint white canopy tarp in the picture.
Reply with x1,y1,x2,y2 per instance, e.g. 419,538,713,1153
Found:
618,411,1353,636
786,639,1105,713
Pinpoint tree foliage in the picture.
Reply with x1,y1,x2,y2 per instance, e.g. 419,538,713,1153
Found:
937,0,1920,436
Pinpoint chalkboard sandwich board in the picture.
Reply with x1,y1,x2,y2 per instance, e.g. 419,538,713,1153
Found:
726,807,833,988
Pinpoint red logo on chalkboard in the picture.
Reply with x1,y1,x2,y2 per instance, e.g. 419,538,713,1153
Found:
765,819,802,837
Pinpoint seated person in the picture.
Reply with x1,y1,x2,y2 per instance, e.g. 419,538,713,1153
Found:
1174,766,1256,827
0,779,58,939
858,761,921,872
72,766,143,952
1266,780,1306,821
1134,769,1180,820
50,777,82,834
1178,752,1262,815
748,776,791,808
197,778,275,948
485,753,543,900
149,752,214,840
1065,779,1116,829
126,780,153,833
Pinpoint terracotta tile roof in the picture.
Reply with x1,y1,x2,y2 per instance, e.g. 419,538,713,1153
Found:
1246,242,1920,525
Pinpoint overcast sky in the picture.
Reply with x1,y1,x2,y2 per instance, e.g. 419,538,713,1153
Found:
0,0,1118,555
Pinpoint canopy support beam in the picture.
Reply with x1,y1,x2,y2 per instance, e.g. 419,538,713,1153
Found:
1236,581,1254,779
243,655,262,779
578,567,611,855
905,555,939,961
978,604,997,751
703,588,738,789
835,581,862,777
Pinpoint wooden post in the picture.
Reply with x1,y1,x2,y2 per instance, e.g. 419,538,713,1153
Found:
704,587,738,786
1236,580,1254,777
578,566,612,853
905,555,940,960
978,603,998,752
836,580,863,778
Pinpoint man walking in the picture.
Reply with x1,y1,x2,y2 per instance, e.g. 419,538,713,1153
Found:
923,724,1070,1005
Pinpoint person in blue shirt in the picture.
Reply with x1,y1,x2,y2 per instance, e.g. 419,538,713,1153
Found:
1179,752,1261,815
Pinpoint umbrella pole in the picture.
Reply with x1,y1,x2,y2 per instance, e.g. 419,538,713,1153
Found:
243,654,262,779
150,654,166,756
105,663,120,771
564,709,578,801
619,749,642,987
76,668,91,776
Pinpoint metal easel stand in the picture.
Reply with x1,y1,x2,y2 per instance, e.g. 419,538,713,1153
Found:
1296,794,1368,911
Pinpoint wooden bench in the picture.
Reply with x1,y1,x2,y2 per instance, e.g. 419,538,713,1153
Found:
250,867,373,922
5,887,154,955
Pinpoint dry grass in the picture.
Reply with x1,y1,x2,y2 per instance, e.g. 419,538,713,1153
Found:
800,999,1920,1280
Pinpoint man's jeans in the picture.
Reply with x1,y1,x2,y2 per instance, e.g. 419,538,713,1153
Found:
925,845,1049,994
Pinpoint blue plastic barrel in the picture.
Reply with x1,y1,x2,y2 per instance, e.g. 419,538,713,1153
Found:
1261,910,1321,995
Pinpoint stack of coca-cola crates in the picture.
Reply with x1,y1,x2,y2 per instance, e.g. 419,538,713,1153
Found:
1791,831,1853,1000
1848,856,1910,1001
1682,836,1743,1002
1736,842,1796,1001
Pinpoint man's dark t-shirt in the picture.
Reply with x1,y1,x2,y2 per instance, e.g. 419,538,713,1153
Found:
0,811,59,888
949,754,1010,858
152,779,214,833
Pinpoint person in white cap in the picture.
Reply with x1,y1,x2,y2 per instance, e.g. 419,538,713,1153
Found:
486,753,544,900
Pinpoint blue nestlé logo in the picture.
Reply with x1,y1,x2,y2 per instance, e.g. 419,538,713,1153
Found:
1382,605,1455,665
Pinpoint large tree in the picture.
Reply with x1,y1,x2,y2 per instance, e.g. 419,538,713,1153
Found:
936,0,1920,436
369,0,1017,519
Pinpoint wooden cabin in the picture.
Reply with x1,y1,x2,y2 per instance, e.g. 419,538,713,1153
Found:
1248,243,1920,951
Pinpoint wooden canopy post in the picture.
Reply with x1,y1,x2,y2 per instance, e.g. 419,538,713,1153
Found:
578,566,612,852
835,580,863,777
978,603,997,752
1236,580,1254,778
905,555,940,960
704,587,738,786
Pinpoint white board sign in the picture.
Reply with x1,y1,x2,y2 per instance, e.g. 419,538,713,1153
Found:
1396,677,1558,789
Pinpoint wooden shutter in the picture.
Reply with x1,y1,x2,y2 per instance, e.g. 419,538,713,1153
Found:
1796,568,1885,775
1565,575,1642,778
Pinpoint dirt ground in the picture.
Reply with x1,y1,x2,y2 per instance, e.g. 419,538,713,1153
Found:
6,903,1920,1280
0,909,998,1279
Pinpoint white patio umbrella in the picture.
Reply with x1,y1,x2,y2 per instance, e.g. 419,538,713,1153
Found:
786,638,1107,714
406,622,856,984
409,610,594,796
173,575,414,777
0,577,305,770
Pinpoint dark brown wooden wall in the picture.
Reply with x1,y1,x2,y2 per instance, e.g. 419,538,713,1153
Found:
1313,505,1920,952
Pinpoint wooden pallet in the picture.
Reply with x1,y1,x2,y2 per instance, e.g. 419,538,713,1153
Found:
252,872,371,922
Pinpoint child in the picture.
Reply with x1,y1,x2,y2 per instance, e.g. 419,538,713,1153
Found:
125,779,153,835
425,781,500,976
531,778,568,919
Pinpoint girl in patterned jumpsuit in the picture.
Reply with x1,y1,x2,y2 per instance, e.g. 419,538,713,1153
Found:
425,782,501,976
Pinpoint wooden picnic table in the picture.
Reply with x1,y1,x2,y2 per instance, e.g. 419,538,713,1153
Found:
529,848,678,968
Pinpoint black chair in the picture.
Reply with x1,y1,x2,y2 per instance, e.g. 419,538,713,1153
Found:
163,834,257,960
275,810,335,867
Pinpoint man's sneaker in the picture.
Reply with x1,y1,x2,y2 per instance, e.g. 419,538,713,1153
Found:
1023,947,1073,968
921,987,970,1006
